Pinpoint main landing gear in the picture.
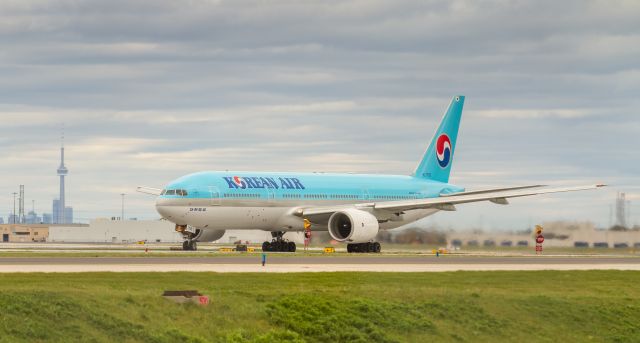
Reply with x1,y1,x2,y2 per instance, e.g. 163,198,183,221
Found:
347,242,381,253
262,231,296,252
176,224,198,251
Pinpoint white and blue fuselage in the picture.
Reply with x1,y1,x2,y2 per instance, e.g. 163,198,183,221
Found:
155,171,463,231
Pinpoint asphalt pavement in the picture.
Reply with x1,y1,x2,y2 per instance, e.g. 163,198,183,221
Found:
1,255,638,265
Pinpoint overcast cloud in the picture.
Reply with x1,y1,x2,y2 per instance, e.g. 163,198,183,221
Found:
1,0,638,229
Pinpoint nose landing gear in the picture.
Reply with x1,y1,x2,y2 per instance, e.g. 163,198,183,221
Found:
176,224,198,251
182,239,197,251
262,231,296,252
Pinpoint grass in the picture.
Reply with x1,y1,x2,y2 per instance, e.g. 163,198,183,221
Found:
0,271,638,342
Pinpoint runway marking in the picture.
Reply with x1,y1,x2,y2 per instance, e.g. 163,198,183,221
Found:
1,264,639,273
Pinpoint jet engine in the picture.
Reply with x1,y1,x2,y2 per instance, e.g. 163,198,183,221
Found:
194,229,225,242
328,209,379,243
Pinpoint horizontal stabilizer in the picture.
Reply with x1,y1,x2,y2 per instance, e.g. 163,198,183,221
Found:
136,186,162,196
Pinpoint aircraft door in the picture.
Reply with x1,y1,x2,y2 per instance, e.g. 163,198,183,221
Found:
361,189,370,201
209,186,221,206
266,187,276,202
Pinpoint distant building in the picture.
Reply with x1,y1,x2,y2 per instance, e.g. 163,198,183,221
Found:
52,200,73,224
48,219,179,243
56,138,69,224
64,207,73,224
8,214,18,224
1,224,50,242
26,211,41,224
52,199,60,224
0,217,3,224
42,213,52,224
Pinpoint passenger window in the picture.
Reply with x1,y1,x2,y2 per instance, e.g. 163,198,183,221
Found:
166,190,176,195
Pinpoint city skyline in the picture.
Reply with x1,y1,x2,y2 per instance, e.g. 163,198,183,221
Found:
1,1,639,229
4,139,74,225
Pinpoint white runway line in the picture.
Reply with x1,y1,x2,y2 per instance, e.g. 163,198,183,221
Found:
1,264,640,273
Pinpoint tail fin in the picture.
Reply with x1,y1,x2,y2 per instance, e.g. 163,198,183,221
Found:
412,95,465,182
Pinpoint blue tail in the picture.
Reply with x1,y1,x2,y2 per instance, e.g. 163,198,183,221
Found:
412,95,465,182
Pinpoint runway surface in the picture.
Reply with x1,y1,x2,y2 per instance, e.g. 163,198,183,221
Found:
1,255,639,273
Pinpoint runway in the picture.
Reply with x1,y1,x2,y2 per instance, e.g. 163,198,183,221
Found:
1,255,639,273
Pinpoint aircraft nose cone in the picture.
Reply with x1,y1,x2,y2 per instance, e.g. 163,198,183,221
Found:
155,200,172,219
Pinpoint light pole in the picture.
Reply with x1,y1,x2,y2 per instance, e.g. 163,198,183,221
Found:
120,193,125,221
12,192,17,224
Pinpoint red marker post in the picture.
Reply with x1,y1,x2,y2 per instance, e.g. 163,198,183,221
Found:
303,219,312,252
535,225,544,255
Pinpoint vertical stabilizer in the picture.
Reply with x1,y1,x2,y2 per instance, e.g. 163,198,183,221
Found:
412,95,464,182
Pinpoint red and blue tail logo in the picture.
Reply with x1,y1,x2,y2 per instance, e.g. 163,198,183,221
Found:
435,134,452,168
413,95,464,182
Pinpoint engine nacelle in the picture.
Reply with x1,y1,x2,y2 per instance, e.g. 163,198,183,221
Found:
194,229,225,242
328,209,379,243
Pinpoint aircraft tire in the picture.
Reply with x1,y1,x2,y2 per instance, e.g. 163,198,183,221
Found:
273,241,282,252
373,242,381,253
262,241,270,252
288,242,296,252
183,240,197,251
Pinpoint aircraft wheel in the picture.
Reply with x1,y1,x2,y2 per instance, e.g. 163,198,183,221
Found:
347,244,353,253
183,241,190,251
288,242,296,252
366,242,373,253
191,241,197,251
262,241,270,252
373,242,381,253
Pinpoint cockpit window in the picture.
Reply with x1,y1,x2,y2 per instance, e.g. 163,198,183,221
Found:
160,190,166,195
163,189,187,196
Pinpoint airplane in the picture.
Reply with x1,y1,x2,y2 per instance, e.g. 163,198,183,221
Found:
137,95,604,252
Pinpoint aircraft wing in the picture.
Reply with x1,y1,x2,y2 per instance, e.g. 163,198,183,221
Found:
301,184,605,217
136,186,163,196
438,184,545,197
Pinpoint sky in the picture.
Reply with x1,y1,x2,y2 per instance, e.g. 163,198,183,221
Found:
0,0,638,230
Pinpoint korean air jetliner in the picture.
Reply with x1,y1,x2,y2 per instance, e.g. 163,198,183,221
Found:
138,96,604,252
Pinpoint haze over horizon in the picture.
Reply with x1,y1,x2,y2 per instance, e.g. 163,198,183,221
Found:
1,0,638,230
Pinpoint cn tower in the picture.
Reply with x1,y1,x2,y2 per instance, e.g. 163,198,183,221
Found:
57,138,68,224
